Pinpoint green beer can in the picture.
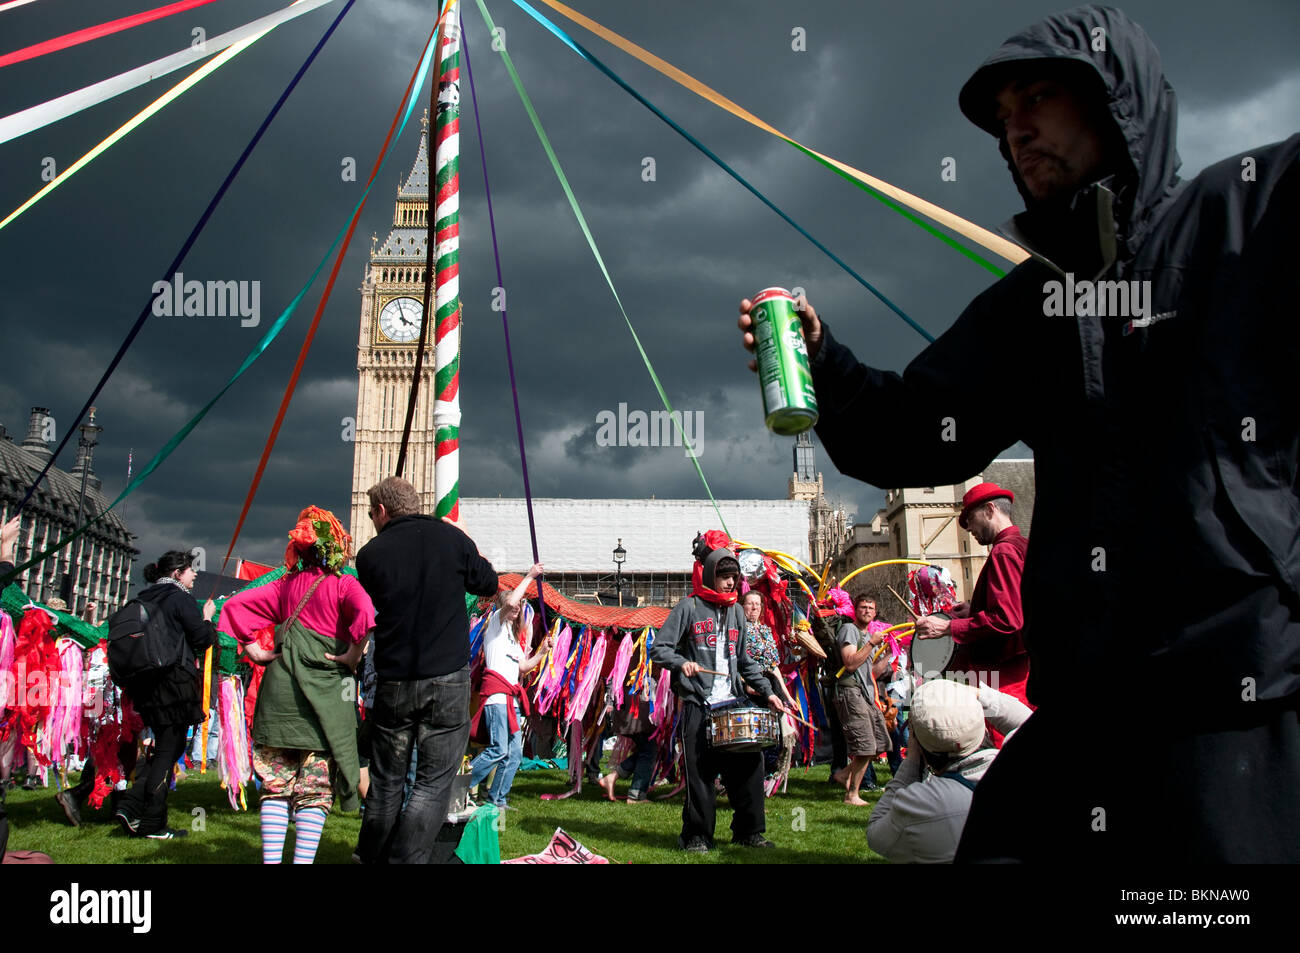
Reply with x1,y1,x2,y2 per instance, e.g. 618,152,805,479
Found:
751,287,818,435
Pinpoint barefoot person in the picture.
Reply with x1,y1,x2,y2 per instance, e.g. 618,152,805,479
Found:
831,595,893,805
218,506,375,864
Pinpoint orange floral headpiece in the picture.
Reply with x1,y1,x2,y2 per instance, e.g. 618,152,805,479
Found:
284,505,353,572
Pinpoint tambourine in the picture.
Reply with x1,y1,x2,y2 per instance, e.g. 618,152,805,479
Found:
909,611,954,674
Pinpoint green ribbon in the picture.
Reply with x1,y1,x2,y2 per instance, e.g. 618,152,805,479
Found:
784,141,1008,279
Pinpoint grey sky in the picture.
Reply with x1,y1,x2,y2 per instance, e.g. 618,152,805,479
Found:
1,0,1296,582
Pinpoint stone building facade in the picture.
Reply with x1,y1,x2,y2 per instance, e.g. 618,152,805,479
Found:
0,407,136,619
832,459,1035,605
787,432,849,569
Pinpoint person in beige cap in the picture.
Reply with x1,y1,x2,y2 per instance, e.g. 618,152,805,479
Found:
866,679,1031,864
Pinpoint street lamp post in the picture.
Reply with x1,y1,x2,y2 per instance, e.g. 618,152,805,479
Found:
61,407,102,612
613,538,626,607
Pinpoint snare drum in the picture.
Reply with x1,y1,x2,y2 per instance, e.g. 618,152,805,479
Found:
910,611,955,675
706,706,780,751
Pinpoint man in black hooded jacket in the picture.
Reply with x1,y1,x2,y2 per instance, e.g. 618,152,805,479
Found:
738,5,1298,861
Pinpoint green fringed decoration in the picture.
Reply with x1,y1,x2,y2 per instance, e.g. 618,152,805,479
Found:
1,564,365,663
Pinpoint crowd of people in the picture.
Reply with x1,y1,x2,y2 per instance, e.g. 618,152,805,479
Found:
1,474,1031,865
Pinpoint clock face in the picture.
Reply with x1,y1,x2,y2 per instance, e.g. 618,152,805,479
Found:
378,296,424,344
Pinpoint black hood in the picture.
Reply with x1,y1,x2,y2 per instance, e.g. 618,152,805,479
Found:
959,5,1182,252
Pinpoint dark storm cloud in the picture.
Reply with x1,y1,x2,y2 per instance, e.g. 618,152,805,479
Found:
2,0,1297,578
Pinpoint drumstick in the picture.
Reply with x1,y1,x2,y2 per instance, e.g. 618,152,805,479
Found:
886,585,920,620
695,667,728,677
783,710,815,731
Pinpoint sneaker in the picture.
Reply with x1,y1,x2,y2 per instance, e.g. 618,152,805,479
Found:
55,790,82,827
733,833,775,848
114,810,140,835
144,828,188,840
679,835,711,853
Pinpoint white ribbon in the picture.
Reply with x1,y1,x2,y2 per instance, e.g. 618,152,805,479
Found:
0,0,338,145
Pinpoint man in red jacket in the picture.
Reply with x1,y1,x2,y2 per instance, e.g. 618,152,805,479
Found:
913,483,1030,721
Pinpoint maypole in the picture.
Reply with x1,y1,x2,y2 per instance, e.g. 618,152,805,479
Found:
432,0,462,520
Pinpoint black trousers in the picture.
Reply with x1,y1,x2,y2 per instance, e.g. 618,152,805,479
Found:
680,702,765,844
355,667,471,864
115,723,187,835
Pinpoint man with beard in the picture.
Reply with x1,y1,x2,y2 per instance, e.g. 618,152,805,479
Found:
736,5,1300,861
913,482,1030,720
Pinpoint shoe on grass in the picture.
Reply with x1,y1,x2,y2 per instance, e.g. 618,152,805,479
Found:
678,835,711,853
733,833,775,848
144,828,188,840
55,790,81,827
114,810,140,835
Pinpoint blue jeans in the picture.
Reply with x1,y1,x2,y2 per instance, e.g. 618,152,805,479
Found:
616,733,658,799
467,701,522,806
354,666,471,864
188,709,220,763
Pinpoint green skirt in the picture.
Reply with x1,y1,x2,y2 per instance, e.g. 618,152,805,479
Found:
252,619,361,812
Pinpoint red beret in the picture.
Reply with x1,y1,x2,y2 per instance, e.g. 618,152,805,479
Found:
959,482,1013,529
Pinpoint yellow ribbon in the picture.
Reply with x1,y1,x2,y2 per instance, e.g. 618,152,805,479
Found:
199,645,213,774
838,559,937,590
835,622,915,678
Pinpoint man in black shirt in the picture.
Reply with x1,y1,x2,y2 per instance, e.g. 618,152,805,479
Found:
353,477,499,864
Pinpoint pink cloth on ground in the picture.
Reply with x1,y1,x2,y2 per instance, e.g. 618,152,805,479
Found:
217,569,376,645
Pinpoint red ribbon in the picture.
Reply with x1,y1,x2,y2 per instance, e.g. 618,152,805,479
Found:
0,0,223,70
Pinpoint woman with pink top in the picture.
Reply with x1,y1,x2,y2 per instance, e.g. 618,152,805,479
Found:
217,506,375,864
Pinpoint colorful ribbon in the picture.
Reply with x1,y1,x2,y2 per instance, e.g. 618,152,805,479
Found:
210,6,443,584
473,0,730,533
5,0,356,532
0,0,342,145
0,0,223,70
527,0,1024,274
506,0,934,342
0,1,439,590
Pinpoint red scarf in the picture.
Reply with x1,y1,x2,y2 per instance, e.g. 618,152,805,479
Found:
479,670,532,733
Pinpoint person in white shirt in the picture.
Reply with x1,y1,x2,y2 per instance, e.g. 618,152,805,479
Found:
467,563,552,807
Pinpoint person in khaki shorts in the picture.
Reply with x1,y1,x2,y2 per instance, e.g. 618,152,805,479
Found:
831,595,893,805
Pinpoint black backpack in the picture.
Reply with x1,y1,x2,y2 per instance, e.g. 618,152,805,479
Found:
106,595,181,685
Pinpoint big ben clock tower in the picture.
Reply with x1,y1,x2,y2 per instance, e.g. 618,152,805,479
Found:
350,114,437,548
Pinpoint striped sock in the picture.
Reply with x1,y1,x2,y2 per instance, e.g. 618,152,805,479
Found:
260,799,290,864
291,807,327,865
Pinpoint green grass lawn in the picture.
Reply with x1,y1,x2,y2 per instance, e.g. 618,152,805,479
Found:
5,762,892,864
